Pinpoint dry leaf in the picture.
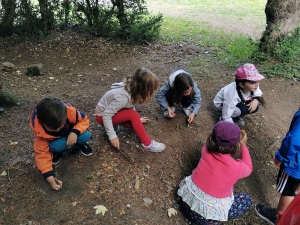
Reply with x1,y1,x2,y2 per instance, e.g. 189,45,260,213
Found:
1,171,7,176
49,77,54,80
167,208,177,217
90,190,95,194
112,67,118,71
10,142,18,145
119,208,126,215
93,205,107,216
71,201,80,206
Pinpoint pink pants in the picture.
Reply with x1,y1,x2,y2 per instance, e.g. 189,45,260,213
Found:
96,109,151,146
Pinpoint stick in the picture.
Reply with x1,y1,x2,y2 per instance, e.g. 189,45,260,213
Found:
115,147,135,163
247,143,259,160
7,169,12,185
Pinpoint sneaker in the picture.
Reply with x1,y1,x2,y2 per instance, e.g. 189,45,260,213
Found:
142,140,166,153
52,152,62,165
233,116,245,126
78,143,93,156
183,106,193,116
163,106,176,118
255,204,277,225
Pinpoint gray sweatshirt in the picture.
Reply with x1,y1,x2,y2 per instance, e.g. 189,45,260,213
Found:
95,82,134,140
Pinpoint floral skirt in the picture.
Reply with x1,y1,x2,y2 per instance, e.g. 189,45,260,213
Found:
177,176,234,221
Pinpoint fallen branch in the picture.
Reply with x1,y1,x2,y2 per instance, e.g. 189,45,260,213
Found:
247,143,259,160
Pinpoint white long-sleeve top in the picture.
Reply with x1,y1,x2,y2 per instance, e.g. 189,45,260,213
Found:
213,82,263,122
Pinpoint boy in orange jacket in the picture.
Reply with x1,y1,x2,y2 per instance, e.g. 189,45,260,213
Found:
30,96,92,191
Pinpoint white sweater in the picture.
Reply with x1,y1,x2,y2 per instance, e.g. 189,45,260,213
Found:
213,82,263,122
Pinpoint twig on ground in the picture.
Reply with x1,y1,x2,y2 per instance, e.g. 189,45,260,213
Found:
115,147,135,163
266,136,284,154
7,169,12,185
247,143,259,160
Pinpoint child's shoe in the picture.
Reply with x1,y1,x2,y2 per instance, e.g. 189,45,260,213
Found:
183,106,193,116
52,152,62,165
163,106,176,118
142,140,166,152
233,116,245,126
255,204,276,225
78,143,93,156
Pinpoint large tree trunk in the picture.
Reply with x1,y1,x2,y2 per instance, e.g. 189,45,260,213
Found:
260,0,300,53
0,0,17,37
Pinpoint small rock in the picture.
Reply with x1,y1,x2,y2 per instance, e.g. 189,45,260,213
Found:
143,198,153,205
2,62,16,72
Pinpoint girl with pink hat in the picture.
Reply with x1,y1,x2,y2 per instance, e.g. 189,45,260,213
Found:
213,63,265,126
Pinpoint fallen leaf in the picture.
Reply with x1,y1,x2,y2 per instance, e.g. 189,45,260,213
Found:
10,142,18,145
119,208,126,215
167,208,177,217
1,171,7,176
66,48,69,53
0,198,5,202
93,205,107,216
112,67,118,71
49,77,54,80
90,190,95,194
71,201,80,206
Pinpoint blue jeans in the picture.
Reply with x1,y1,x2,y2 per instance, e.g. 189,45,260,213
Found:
49,130,91,153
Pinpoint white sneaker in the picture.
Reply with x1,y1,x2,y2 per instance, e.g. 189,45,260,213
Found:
233,116,245,126
183,106,193,116
142,140,166,152
163,106,176,118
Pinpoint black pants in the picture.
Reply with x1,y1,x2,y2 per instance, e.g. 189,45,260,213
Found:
235,100,259,117
166,89,193,108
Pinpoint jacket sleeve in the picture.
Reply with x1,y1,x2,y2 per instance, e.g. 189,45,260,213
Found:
222,89,239,122
34,137,54,178
156,81,171,112
68,106,90,136
191,82,201,115
275,114,300,166
235,145,253,179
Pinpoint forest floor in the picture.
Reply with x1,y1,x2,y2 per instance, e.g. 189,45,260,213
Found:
1,3,300,225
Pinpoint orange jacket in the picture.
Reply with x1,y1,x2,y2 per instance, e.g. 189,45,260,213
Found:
30,103,90,177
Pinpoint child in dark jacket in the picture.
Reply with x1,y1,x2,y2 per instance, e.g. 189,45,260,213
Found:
255,108,300,225
156,68,201,124
30,96,92,191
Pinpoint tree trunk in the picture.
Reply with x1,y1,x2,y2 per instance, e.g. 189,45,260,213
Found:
0,0,17,37
260,0,300,53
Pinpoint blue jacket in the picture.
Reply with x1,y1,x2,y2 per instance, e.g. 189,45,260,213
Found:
156,68,201,115
275,109,300,179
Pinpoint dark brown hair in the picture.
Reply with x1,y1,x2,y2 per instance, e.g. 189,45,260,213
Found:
235,79,266,107
37,96,67,129
206,133,240,157
125,67,159,104
172,73,194,104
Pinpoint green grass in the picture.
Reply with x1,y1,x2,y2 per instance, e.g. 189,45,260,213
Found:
148,0,300,78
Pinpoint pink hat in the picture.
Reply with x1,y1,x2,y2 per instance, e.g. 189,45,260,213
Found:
212,121,240,147
235,63,265,81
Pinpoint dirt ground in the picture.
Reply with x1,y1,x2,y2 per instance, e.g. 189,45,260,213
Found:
0,27,300,225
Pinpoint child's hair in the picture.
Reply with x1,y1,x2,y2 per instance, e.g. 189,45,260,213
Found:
37,96,67,129
235,79,266,107
172,73,195,104
206,134,240,156
124,67,159,104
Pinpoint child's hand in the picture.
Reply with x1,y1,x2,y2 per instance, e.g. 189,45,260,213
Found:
188,113,195,123
67,132,78,146
111,137,120,149
140,117,150,123
240,130,248,146
274,158,281,167
247,99,259,113
47,176,63,191
167,107,176,117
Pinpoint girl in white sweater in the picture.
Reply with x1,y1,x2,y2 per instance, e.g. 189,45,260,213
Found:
213,63,265,126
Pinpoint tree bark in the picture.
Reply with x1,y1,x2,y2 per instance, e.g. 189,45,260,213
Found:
0,0,17,36
260,0,300,52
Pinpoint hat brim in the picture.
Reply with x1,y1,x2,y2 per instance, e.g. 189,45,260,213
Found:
246,73,265,81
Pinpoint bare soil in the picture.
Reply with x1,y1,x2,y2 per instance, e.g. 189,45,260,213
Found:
0,29,300,225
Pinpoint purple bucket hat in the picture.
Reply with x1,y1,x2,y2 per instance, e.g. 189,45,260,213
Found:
235,63,265,81
212,121,240,147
